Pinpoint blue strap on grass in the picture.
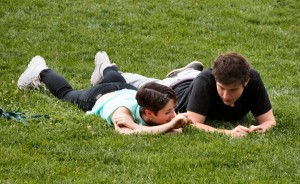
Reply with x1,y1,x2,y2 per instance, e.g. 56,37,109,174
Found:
0,107,49,126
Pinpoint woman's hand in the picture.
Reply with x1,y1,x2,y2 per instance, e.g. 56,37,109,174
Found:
170,113,193,129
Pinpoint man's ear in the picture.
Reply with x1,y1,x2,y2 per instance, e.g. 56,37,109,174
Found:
244,78,250,87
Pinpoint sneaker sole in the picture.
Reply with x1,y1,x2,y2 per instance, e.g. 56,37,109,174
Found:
166,61,204,78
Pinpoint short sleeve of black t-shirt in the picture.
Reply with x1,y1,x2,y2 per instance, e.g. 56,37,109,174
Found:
186,69,216,117
185,69,272,121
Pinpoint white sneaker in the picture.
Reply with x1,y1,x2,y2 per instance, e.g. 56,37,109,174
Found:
17,56,48,89
90,51,112,86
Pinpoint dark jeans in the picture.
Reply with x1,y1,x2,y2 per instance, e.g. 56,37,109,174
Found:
40,67,137,111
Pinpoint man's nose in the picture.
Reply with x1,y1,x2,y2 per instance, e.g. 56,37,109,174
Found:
222,90,230,100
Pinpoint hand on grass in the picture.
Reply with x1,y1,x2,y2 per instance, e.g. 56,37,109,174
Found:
171,113,192,129
227,125,251,137
249,125,266,133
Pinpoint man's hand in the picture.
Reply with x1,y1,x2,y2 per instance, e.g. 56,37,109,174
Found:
249,125,266,133
225,125,251,137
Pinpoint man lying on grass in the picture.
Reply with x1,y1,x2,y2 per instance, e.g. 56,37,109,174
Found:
105,52,276,137
17,51,191,134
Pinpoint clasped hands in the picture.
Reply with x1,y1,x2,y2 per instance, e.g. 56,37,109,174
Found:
226,125,267,137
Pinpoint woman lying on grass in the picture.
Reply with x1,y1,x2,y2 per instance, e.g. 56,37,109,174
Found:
17,51,191,134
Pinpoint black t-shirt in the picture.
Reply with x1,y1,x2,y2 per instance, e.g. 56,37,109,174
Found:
173,68,272,121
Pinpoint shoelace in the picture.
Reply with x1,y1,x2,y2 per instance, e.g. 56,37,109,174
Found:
31,77,41,89
25,76,41,89
0,107,49,126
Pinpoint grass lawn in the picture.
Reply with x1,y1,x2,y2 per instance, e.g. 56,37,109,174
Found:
1,0,299,183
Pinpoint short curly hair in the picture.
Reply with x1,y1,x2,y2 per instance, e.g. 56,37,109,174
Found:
212,52,250,85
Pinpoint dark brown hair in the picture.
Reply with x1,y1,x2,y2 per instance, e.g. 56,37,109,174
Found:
136,82,176,115
212,52,250,85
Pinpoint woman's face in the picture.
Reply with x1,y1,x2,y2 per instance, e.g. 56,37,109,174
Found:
151,99,176,125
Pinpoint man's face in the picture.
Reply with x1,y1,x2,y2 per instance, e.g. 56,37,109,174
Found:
216,81,248,106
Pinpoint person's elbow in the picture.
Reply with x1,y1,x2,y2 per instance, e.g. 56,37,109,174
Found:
269,118,276,128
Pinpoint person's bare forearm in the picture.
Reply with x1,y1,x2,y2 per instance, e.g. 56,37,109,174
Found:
192,122,219,132
192,122,251,137
250,120,276,132
253,109,276,132
133,123,175,134
131,115,188,134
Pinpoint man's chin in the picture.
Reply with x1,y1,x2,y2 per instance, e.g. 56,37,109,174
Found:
223,101,234,107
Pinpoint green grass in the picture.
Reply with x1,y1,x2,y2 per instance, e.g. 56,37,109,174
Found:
1,0,300,183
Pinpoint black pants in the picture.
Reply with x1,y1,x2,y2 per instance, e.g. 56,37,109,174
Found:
40,67,137,111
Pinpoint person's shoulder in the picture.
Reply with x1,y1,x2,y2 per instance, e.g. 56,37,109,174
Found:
197,68,213,78
193,68,214,84
250,68,260,74
201,68,212,75
248,68,266,88
250,68,262,80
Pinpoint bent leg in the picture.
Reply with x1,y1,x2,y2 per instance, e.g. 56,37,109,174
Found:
40,69,85,107
122,69,201,89
102,66,126,83
121,73,161,89
40,69,75,99
40,69,96,110
161,69,201,87
40,69,136,111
